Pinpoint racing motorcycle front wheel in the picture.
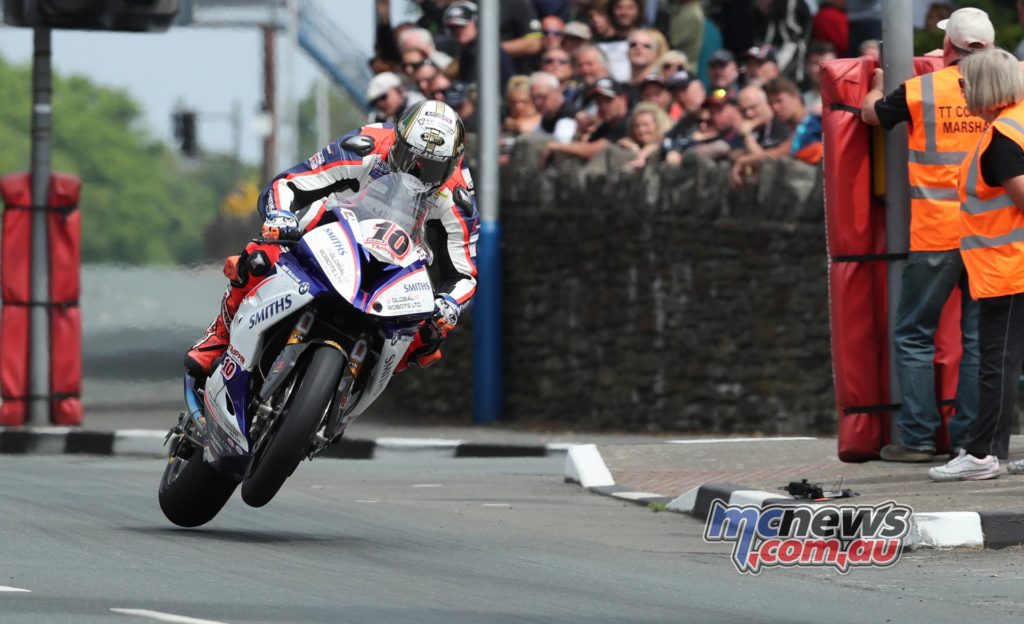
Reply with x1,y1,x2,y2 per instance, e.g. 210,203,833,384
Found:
240,345,346,508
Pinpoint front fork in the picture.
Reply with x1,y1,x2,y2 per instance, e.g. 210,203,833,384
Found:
252,308,371,456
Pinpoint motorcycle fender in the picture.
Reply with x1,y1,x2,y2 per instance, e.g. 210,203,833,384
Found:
258,343,311,402
345,333,414,420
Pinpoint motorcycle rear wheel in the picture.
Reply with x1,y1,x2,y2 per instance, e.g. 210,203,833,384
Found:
159,441,239,528
241,346,345,508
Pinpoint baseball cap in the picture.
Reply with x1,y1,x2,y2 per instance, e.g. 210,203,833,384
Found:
444,1,478,27
703,88,732,107
590,77,624,99
563,21,592,40
443,81,470,107
938,8,995,50
666,70,693,90
367,71,401,102
708,49,735,66
640,72,666,88
742,45,777,64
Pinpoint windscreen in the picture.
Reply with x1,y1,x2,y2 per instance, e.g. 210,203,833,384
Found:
330,172,431,249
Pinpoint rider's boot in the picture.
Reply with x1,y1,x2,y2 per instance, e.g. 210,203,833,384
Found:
184,287,237,379
183,246,286,379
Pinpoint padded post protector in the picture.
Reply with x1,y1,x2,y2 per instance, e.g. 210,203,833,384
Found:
0,172,82,425
48,173,82,425
822,56,962,462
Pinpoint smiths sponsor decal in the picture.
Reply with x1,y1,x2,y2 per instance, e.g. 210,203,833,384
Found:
403,282,431,293
248,295,293,329
307,150,326,170
325,226,350,256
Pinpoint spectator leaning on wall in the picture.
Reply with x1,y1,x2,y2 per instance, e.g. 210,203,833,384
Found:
542,77,630,165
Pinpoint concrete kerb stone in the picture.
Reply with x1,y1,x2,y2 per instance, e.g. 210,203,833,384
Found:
0,428,569,460
562,443,1024,551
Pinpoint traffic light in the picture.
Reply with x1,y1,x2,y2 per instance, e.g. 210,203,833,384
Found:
173,110,197,157
2,0,180,32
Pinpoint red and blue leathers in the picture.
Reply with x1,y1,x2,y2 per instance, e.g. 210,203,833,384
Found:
185,122,478,377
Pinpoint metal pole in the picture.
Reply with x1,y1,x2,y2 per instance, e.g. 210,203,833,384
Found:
316,79,330,146
231,99,242,184
261,22,277,184
882,0,914,443
28,27,53,425
473,0,502,424
276,0,299,172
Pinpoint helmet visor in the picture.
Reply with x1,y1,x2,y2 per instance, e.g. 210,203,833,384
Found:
390,139,455,188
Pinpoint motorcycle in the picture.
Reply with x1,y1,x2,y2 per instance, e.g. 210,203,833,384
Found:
159,172,439,527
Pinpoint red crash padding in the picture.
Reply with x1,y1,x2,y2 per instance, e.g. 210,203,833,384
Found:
50,303,82,426
0,305,30,426
0,171,82,425
822,56,956,462
48,178,82,426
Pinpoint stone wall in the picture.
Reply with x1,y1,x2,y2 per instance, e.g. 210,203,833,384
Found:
380,140,837,435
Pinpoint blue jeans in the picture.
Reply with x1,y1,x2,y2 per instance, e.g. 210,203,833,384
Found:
893,250,979,451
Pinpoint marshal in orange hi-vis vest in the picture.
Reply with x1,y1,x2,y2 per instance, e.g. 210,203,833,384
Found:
905,65,986,251
958,100,1024,299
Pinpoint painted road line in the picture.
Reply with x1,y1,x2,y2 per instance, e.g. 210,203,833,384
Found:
665,437,817,444
0,585,31,592
412,483,443,488
110,608,228,624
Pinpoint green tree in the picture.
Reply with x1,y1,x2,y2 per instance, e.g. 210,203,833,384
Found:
0,53,253,265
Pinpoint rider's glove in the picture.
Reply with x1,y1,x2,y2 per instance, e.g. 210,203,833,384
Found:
409,296,461,367
261,210,302,242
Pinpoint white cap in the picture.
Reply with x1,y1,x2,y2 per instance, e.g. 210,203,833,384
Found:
937,8,994,51
367,72,402,103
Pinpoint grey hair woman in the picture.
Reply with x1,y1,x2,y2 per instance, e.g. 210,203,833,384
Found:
929,48,1024,481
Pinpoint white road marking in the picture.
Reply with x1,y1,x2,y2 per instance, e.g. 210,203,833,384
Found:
110,608,228,624
412,483,443,488
482,503,511,507
0,585,31,592
666,437,817,444
355,499,379,503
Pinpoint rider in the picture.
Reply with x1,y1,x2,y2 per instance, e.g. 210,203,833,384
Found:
184,100,478,379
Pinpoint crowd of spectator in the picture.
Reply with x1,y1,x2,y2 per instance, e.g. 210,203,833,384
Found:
367,0,943,184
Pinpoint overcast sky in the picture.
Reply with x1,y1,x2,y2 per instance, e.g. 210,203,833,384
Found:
0,0,394,165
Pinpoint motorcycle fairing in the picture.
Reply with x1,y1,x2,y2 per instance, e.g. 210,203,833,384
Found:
364,266,434,317
298,221,361,303
230,273,315,369
202,367,251,471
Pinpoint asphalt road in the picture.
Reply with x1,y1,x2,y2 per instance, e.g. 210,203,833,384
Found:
3,455,1024,624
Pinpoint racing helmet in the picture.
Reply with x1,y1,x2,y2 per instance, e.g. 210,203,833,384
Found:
389,100,466,190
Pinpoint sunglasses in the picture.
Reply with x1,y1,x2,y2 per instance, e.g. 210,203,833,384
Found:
403,60,429,72
663,63,684,70
629,41,655,50
544,29,563,36
371,93,389,105
958,77,966,91
543,56,570,65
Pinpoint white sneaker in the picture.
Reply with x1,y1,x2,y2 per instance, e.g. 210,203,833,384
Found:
928,450,1000,482
1007,459,1024,475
